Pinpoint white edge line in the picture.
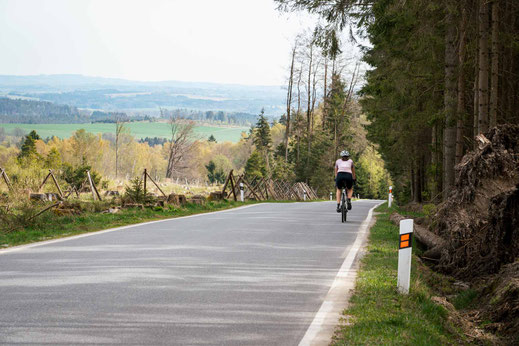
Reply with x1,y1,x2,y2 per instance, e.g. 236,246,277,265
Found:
298,201,383,346
0,203,267,255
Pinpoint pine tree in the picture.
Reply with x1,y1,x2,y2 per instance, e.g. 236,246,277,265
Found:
253,109,273,174
18,130,41,160
244,151,266,180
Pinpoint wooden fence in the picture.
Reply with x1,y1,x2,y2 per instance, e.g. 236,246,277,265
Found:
221,170,318,201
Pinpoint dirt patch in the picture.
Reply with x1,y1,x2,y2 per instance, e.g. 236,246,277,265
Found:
434,124,519,278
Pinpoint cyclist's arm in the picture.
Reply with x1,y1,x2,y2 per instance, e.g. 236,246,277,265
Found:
352,163,356,180
334,165,338,178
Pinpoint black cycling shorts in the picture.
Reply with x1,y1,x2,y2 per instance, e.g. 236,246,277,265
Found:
336,172,353,190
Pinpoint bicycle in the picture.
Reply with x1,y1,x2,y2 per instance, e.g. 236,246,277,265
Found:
340,187,348,223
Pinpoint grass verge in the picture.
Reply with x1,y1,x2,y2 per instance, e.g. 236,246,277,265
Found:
332,202,467,345
0,200,258,248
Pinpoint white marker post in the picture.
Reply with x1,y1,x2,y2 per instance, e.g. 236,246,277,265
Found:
303,191,307,201
388,186,393,208
239,182,244,202
397,219,413,294
329,192,333,201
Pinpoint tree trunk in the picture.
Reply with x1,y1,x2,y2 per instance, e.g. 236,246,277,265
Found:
306,43,313,168
489,0,499,128
443,9,458,201
413,159,422,203
322,57,328,127
478,0,490,134
285,45,296,161
456,8,467,165
473,64,479,142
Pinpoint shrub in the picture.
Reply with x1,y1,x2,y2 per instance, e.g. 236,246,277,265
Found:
123,177,154,204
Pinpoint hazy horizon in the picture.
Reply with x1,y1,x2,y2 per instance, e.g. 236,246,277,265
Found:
0,73,285,87
0,0,342,86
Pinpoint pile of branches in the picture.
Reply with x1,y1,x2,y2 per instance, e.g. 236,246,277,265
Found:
433,124,519,278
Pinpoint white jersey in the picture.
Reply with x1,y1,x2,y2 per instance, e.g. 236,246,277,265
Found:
335,159,353,173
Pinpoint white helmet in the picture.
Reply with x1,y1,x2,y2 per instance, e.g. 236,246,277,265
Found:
340,150,350,157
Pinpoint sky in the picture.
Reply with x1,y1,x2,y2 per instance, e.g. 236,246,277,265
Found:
0,0,338,86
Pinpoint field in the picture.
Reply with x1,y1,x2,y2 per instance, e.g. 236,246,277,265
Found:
0,122,249,143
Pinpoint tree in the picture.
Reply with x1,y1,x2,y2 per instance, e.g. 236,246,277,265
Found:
165,116,195,179
443,4,458,200
115,117,129,178
253,109,273,174
478,0,490,134
244,151,266,180
285,41,298,160
208,134,217,142
45,147,62,169
18,130,41,161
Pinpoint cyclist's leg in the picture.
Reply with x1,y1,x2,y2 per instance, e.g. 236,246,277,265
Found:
345,174,354,210
336,187,341,204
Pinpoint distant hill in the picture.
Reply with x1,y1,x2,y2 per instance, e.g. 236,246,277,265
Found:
0,97,89,123
0,97,261,126
0,74,285,116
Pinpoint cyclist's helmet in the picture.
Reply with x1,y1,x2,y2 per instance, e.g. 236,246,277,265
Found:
340,150,350,157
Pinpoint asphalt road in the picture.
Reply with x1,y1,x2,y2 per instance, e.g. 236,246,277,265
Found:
0,200,381,345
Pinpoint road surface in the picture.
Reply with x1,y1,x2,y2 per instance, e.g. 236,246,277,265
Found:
0,200,381,345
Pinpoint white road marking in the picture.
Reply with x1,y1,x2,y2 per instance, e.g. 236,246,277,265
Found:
298,202,382,346
0,203,264,255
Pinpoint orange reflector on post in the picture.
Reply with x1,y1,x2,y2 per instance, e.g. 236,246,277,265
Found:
399,233,412,249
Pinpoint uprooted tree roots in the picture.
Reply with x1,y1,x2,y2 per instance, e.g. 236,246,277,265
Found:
434,124,519,278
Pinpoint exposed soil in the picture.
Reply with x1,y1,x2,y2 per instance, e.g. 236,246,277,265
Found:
434,124,519,278
420,124,519,343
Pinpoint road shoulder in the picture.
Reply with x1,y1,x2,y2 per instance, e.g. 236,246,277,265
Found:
298,202,382,346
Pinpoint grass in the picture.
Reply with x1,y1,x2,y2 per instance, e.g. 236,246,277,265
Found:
0,200,258,248
332,202,467,345
0,122,249,143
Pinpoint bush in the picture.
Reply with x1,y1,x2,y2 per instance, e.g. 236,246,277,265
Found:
123,177,155,204
61,163,101,190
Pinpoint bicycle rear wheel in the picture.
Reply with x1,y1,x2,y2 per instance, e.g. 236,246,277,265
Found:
341,191,347,223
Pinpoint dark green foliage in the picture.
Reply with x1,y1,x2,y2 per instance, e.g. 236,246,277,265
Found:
206,160,225,184
18,130,41,160
0,97,86,124
61,163,101,190
244,151,266,180
253,109,272,153
123,177,154,204
360,0,444,203
323,74,351,153
208,134,217,142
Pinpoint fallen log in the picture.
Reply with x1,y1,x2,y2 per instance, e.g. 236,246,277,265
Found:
389,212,447,259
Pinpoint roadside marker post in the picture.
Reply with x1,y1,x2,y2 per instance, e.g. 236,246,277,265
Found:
303,190,307,201
397,219,413,294
239,182,244,202
388,186,393,208
329,192,333,201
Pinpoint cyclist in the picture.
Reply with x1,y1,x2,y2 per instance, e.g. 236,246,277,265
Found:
335,150,356,212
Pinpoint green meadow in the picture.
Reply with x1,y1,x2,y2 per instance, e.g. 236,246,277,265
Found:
0,122,249,143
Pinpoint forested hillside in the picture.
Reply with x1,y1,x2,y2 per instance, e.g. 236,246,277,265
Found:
0,97,262,126
0,97,88,123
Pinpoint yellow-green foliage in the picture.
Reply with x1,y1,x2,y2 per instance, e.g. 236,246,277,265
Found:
0,127,255,187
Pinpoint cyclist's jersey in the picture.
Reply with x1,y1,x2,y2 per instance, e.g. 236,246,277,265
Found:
335,159,353,173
